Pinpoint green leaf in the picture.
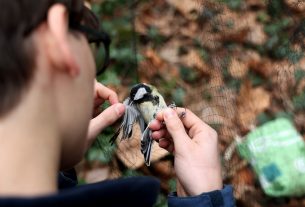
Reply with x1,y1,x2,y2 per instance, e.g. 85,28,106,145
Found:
172,88,186,106
294,69,305,83
179,66,199,83
97,70,121,86
86,130,117,164
257,112,272,125
153,194,167,207
293,91,305,111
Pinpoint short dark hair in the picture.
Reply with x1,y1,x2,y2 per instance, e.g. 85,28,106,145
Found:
0,0,93,117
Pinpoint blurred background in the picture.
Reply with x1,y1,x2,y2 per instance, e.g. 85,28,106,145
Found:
78,0,305,206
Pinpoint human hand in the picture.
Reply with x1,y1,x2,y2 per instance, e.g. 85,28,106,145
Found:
86,81,125,150
149,108,223,197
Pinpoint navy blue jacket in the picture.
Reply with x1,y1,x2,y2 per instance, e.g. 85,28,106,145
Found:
0,169,235,206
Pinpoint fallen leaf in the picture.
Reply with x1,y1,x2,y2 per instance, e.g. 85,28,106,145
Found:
85,166,110,183
233,168,255,186
181,49,211,75
152,160,174,178
165,0,202,20
237,80,271,130
285,0,305,12
216,11,267,45
116,124,169,169
229,58,249,79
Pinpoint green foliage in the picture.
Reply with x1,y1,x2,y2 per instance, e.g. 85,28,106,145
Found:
275,111,294,121
294,69,305,83
122,169,144,177
257,11,269,23
153,194,167,207
248,71,264,87
263,18,299,60
86,128,117,164
257,112,273,125
92,1,141,81
219,0,242,10
172,88,186,106
97,70,121,85
257,111,294,125
293,91,305,111
147,26,167,47
179,66,199,83
267,0,284,17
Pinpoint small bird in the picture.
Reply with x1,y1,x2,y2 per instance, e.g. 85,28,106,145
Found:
110,83,168,166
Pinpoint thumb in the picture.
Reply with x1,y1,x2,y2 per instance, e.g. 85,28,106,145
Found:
88,103,125,139
163,108,190,152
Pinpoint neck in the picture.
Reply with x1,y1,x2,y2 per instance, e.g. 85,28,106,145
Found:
0,79,61,197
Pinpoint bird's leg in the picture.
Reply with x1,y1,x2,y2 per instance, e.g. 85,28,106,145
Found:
168,103,186,118
179,108,187,118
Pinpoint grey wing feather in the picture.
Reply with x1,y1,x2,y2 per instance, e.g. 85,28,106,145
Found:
141,126,153,166
110,98,141,144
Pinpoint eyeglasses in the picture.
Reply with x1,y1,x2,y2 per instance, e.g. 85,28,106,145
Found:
70,23,111,77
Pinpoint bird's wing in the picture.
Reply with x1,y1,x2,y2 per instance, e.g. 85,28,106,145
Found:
110,98,142,144
141,125,153,166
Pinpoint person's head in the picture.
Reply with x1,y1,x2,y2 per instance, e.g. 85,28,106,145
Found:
0,0,102,169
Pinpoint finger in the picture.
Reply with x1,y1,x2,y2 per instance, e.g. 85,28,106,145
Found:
93,107,101,118
159,138,174,153
95,82,119,105
88,103,125,141
157,107,211,139
161,108,190,152
156,107,200,129
94,97,104,108
149,119,164,131
151,129,171,141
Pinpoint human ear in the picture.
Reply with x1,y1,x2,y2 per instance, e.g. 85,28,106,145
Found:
46,4,79,76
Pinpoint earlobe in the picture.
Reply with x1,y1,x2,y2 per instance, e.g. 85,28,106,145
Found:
47,4,79,76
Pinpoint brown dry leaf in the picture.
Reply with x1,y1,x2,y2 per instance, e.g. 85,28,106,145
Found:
116,124,169,169
297,78,305,95
274,61,296,95
285,0,305,12
179,21,200,39
159,40,180,64
135,2,177,36
297,56,305,70
249,58,276,78
138,49,165,79
181,49,210,75
245,13,267,45
237,81,271,130
229,58,249,79
152,160,174,178
233,168,255,186
145,49,164,68
139,48,179,82
216,11,267,45
165,0,202,20
85,166,110,183
246,0,266,9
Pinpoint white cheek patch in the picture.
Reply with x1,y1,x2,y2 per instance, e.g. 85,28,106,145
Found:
134,88,148,100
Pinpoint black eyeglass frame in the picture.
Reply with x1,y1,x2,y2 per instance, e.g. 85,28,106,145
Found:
71,23,111,77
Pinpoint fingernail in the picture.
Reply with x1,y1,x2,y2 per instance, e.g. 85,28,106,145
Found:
115,104,125,116
164,108,175,119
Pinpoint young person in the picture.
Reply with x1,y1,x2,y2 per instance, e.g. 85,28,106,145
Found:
0,0,235,206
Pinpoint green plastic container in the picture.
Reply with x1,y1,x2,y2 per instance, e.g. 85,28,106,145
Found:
238,118,305,197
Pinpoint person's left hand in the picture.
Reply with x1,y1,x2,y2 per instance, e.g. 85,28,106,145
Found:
85,81,125,150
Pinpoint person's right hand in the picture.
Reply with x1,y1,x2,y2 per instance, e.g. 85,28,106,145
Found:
149,108,223,197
